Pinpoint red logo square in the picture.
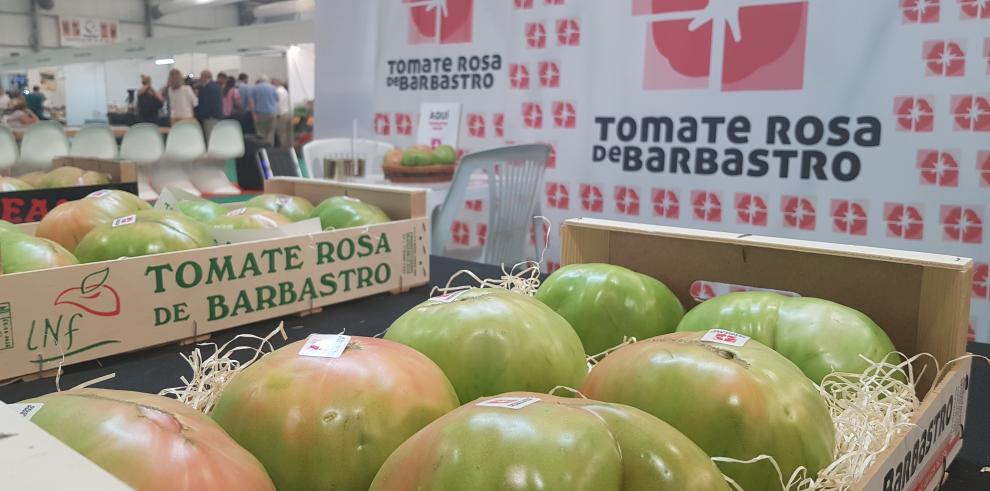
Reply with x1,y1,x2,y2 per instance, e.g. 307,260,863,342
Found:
406,0,473,44
652,188,680,219
895,96,935,132
917,150,960,187
493,113,505,138
546,182,570,209
543,141,557,168
902,0,940,23
781,195,816,231
973,262,989,300
614,186,641,216
924,40,966,76
545,0,565,5
514,0,533,9
526,22,547,48
940,205,984,244
959,0,990,19
476,223,487,246
580,184,603,212
539,61,561,88
509,63,530,89
467,113,486,138
979,150,990,186
465,199,483,212
522,102,543,129
691,190,722,223
951,94,990,131
884,203,925,240
556,18,580,46
451,220,470,246
552,101,576,128
831,199,869,236
735,192,768,227
394,113,413,136
373,113,390,136
985,38,990,73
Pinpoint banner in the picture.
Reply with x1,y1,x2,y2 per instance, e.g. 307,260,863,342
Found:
59,16,119,47
372,0,990,342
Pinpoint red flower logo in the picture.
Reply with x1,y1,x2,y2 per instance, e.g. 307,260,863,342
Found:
373,113,390,135
493,113,505,137
514,0,533,9
974,262,989,300
406,0,473,44
476,223,488,246
690,281,717,302
901,0,940,23
941,205,984,244
556,18,580,46
539,61,561,88
691,190,722,222
782,195,816,230
552,101,576,128
831,199,869,236
544,142,557,168
395,113,413,136
979,151,990,187
526,22,547,48
735,192,768,226
509,63,530,89
451,220,470,246
467,113,486,138
652,188,680,218
895,96,935,132
465,199,483,212
614,186,641,216
523,102,543,129
925,40,966,76
634,0,808,91
580,184,603,212
959,0,990,19
951,95,990,131
917,150,960,187
546,182,570,209
885,203,925,240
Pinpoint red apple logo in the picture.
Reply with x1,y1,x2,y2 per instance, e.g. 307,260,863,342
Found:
973,262,989,300
580,184,603,212
652,188,680,218
406,0,473,44
917,150,959,187
467,113,486,138
539,61,561,88
373,113,391,136
556,18,580,46
941,205,984,244
895,96,935,132
951,95,990,131
451,220,470,246
885,203,925,240
509,64,530,90
395,113,413,136
523,102,543,129
735,192,767,226
54,268,121,317
614,186,641,216
831,200,868,236
493,113,505,137
925,40,966,76
552,101,576,128
692,190,722,222
526,22,547,48
959,0,990,19
690,281,717,302
546,182,570,209
901,0,940,23
979,151,990,187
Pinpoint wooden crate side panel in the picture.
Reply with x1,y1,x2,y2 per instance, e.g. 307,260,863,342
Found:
560,223,610,264
917,267,973,370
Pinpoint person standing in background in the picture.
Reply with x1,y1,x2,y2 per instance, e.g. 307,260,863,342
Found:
136,75,164,124
221,74,241,118
237,73,255,134
1,99,39,127
195,70,224,137
167,69,197,125
0,90,10,111
25,86,47,120
274,79,293,149
252,75,279,146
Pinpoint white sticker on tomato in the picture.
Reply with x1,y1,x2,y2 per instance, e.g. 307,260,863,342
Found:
701,329,750,347
226,207,248,216
275,196,292,206
111,214,136,227
7,402,44,420
87,189,113,198
476,397,541,410
298,334,351,358
428,290,469,304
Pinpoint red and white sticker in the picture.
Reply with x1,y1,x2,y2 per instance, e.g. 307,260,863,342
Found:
298,334,351,358
7,402,44,420
476,397,541,409
111,214,136,227
226,207,248,216
701,329,750,347
428,290,470,304
87,189,113,198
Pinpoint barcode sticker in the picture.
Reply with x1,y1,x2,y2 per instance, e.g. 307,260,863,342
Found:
700,329,750,347
477,397,541,410
111,215,136,227
275,196,291,206
7,403,43,420
87,190,113,198
428,290,469,304
226,207,248,216
298,334,351,358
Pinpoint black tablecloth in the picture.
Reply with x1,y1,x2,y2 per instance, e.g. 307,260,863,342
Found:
1,256,986,489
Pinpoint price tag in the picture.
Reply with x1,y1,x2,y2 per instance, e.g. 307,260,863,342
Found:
476,397,541,410
7,403,44,420
226,207,248,216
87,189,113,198
428,290,469,304
111,214,136,227
298,334,351,358
275,196,291,206
701,329,750,347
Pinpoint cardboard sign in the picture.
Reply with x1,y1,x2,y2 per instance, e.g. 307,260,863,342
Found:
0,183,138,224
416,102,461,148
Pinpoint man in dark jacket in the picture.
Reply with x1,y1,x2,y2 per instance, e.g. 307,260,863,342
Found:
195,70,224,137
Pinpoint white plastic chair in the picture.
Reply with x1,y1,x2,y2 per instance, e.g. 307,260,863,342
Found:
154,121,207,196
189,119,242,195
70,125,118,159
0,127,18,174
302,138,394,180
15,121,69,173
432,144,551,265
120,123,165,201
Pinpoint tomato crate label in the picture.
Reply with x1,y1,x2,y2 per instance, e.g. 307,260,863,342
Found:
275,197,291,206
111,215,136,227
476,397,541,410
428,290,469,304
7,403,43,420
701,329,750,347
298,334,351,358
226,207,248,216
87,189,113,198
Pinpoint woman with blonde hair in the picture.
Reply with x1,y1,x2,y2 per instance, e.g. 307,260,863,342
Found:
166,68,197,124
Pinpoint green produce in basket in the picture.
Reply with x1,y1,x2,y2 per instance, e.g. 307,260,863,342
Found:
208,208,292,230
0,232,78,273
676,291,897,383
22,389,274,491
0,219,22,235
0,176,32,192
431,144,457,165
212,336,459,491
370,392,728,491
385,288,587,403
176,199,229,222
582,331,835,491
245,193,315,222
401,146,434,167
310,195,390,230
16,171,46,188
74,210,214,263
41,166,110,188
536,263,684,355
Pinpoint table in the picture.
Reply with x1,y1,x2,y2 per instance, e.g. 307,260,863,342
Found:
10,125,170,140
0,256,986,489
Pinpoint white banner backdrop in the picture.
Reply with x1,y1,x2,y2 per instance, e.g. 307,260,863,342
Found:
368,0,990,342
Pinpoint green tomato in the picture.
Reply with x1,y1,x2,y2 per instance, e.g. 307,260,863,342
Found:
401,148,434,167
385,288,587,403
676,291,897,383
0,177,32,192
176,199,229,222
310,196,390,230
245,194,315,222
74,210,214,263
0,233,78,273
208,208,292,230
536,263,684,355
431,145,457,165
582,331,835,491
0,219,23,236
371,392,728,491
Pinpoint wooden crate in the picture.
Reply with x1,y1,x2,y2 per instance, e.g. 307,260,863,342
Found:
560,218,973,491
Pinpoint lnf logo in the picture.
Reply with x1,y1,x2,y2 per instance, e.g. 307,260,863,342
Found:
405,0,473,44
633,0,808,91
